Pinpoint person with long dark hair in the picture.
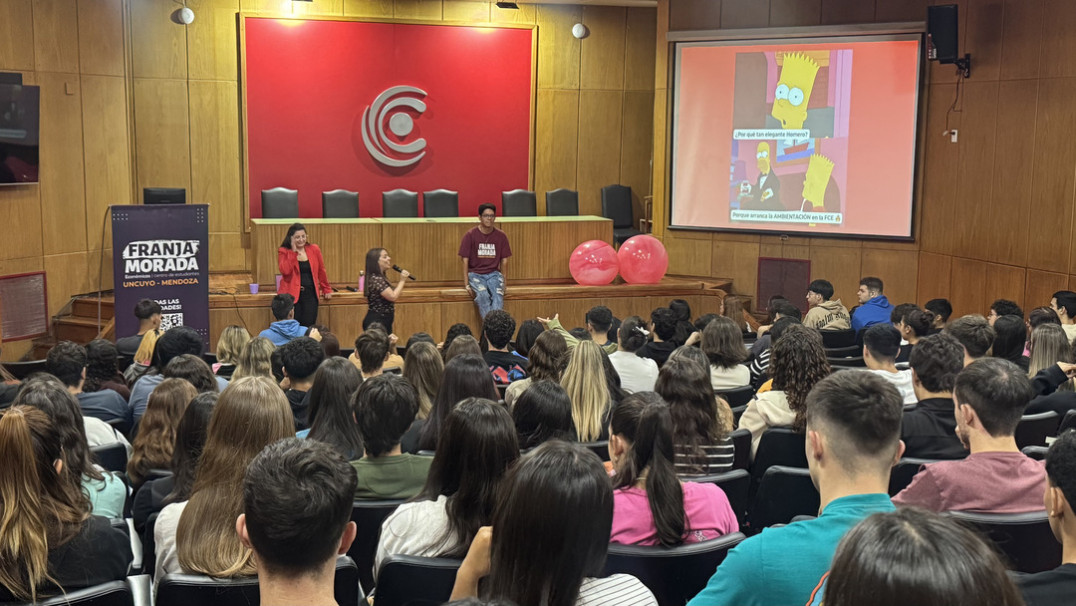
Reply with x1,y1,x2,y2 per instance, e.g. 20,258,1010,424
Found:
278,223,332,327
609,393,737,546
450,441,657,606
992,314,1031,371
376,398,519,574
610,316,659,394
301,357,364,459
411,354,499,453
362,247,409,334
701,316,750,390
504,331,568,406
513,380,576,449
656,357,736,475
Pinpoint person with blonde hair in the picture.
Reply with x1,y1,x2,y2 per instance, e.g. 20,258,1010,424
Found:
154,376,294,579
232,336,276,381
124,328,161,384
0,406,130,602
214,325,250,380
1029,324,1074,389
561,340,611,442
403,341,443,420
127,378,196,488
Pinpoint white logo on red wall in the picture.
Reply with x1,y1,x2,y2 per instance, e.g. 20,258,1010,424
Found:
361,86,428,168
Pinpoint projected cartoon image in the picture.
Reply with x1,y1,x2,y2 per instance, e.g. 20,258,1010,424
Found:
771,52,819,131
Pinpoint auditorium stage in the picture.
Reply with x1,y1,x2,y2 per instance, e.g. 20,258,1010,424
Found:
208,276,733,350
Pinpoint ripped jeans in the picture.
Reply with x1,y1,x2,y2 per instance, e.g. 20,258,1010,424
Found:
468,271,504,319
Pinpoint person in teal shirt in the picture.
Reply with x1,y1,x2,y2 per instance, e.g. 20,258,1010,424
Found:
688,370,905,606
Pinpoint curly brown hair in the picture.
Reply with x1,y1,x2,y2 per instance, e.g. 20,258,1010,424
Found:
770,324,830,431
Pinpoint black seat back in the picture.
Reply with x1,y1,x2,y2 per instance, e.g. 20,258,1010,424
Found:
824,345,860,358
730,428,750,471
600,184,633,228
749,466,819,531
750,427,807,487
348,500,404,594
582,440,610,462
375,554,462,606
423,189,459,217
826,355,865,368
501,189,537,216
819,329,856,348
156,555,360,606
1059,409,1076,434
947,510,1062,573
888,457,938,496
545,188,579,216
2,359,48,380
382,189,419,218
91,443,128,473
27,580,133,606
323,189,360,218
261,187,299,218
1021,445,1048,461
1015,411,1061,449
716,385,754,408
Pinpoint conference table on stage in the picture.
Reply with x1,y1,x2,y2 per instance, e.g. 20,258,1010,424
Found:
250,216,615,287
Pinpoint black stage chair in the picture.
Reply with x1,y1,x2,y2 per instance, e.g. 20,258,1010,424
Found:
545,188,579,216
603,532,746,606
261,187,299,218
601,184,641,245
501,189,537,217
1015,411,1061,449
322,189,360,218
423,189,459,217
947,510,1062,573
348,499,404,594
156,555,360,606
749,466,819,531
382,189,419,218
374,554,462,606
820,329,856,348
887,457,938,496
716,385,755,408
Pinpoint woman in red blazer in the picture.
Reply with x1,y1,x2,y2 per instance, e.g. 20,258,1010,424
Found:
278,223,332,327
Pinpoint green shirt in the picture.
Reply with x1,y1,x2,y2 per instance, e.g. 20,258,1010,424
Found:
351,454,433,500
548,317,618,355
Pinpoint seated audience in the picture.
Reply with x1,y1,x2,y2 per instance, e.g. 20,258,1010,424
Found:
541,306,618,354
657,356,735,475
353,328,394,379
441,323,474,357
561,340,613,443
746,315,798,388
693,313,719,333
894,358,1046,512
689,371,902,606
351,374,431,500
1051,290,1076,344
155,376,294,579
993,314,1031,371
213,325,249,379
259,294,318,346
513,319,544,358
126,378,196,488
315,326,341,359
376,398,519,573
888,303,919,363
601,349,628,408
364,322,404,370
1029,305,1063,337
947,314,996,366
115,298,162,357
47,340,130,429
124,328,160,384
723,296,760,333
924,298,952,330
300,357,364,459
822,508,1024,606
233,336,276,380
130,326,228,426
0,406,131,603
739,324,830,457
403,341,443,420
803,279,850,331
989,298,1025,325
1019,429,1076,606
410,354,499,453
608,316,659,395
238,438,357,606
483,310,528,383
278,336,325,430
609,392,737,545
513,380,576,449
505,330,568,406
444,334,483,363
83,339,130,401
902,333,967,460
861,324,916,405
701,316,750,390
669,299,696,346
451,441,657,605
896,307,934,359
750,300,801,355
851,276,893,332
15,378,126,518
635,307,679,367
132,392,216,533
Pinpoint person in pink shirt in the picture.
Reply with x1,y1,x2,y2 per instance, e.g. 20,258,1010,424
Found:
894,357,1047,513
608,392,738,546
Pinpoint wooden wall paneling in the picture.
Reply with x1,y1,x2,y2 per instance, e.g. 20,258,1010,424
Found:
668,0,721,31
130,0,187,79
33,0,80,73
999,0,1043,80
133,78,191,195
0,0,34,71
0,255,44,277
1,341,34,362
624,8,656,92
874,0,928,22
860,248,918,306
190,80,242,233
664,231,712,277
918,83,962,255
808,245,862,307
536,4,581,90
77,0,125,77
712,238,760,296
245,0,341,16
1023,269,1067,312
325,302,369,352
768,0,821,27
209,306,272,347
987,80,1037,267
1027,78,1076,272
208,233,249,272
949,81,999,261
342,0,393,18
758,236,782,260
440,301,480,338
964,0,1004,82
186,0,240,81
721,0,769,28
0,185,43,261
915,252,952,304
580,6,626,91
949,256,987,317
443,0,489,22
394,0,442,20
43,250,112,316
38,72,88,255
620,91,654,225
491,2,536,24
820,0,875,25
1040,0,1076,78
393,300,443,346
982,262,1026,310
533,90,579,200
315,224,369,285
576,91,624,216
380,222,471,282
82,75,132,251
498,222,548,280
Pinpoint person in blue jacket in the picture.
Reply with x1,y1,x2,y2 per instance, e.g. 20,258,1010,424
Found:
851,276,893,332
259,294,318,346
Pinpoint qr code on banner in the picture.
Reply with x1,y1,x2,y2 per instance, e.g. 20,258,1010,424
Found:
160,313,184,331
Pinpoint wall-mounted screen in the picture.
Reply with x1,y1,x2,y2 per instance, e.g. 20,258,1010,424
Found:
0,83,40,185
670,33,922,239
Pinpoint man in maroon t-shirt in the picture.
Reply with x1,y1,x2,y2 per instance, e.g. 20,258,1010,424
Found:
459,203,512,318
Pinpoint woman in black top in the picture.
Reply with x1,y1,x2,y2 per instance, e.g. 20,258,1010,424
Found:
363,247,409,334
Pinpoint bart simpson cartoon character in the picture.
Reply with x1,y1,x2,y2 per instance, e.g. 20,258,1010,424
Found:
801,153,834,212
771,52,820,130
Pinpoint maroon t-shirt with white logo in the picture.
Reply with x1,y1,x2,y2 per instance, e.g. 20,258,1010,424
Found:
459,226,512,275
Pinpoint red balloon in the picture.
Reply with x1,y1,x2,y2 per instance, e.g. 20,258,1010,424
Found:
569,240,619,285
617,235,668,284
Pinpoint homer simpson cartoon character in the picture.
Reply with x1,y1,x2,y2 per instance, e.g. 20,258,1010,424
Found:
771,52,820,131
800,153,834,212
742,141,782,210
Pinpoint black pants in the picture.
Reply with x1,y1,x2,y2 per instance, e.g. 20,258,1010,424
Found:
363,309,395,335
294,287,319,327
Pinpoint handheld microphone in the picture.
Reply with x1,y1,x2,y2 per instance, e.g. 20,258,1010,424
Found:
393,264,417,281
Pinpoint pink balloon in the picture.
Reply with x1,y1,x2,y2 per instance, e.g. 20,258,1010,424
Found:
617,235,668,284
569,240,620,285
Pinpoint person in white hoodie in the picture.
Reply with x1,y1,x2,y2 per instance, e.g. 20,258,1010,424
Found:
861,324,917,405
803,279,851,331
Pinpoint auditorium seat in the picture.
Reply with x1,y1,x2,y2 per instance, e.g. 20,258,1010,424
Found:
730,428,750,471
823,344,860,358
545,188,579,216
583,440,611,462
156,555,361,606
1014,411,1061,449
603,532,746,606
1021,445,1047,461
887,457,938,496
91,443,128,474
423,189,459,217
601,184,641,245
819,329,856,349
322,189,360,218
19,579,134,606
691,468,750,528
946,510,1062,573
749,466,819,531
1059,409,1076,434
501,189,537,217
348,499,405,594
826,355,866,368
2,359,47,379
382,189,419,218
261,187,299,218
374,554,462,606
716,385,755,408
750,427,807,491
